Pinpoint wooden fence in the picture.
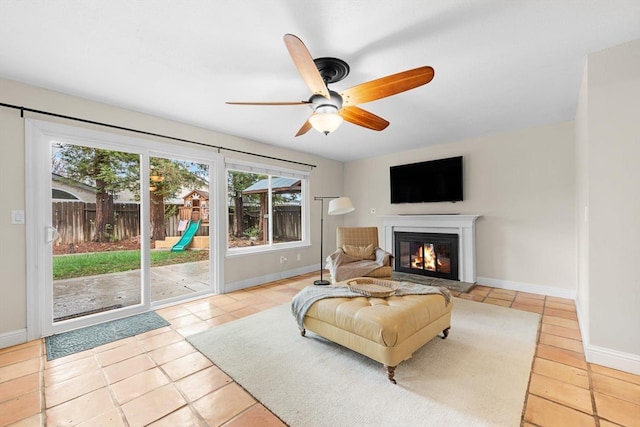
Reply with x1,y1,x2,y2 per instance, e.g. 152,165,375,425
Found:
272,206,301,240
52,201,141,245
228,205,301,241
52,201,301,244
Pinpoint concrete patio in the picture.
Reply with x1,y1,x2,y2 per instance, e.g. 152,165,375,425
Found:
53,261,210,321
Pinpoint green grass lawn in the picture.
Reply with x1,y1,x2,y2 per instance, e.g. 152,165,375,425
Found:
53,250,209,280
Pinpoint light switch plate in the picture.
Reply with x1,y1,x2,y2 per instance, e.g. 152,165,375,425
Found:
11,210,25,224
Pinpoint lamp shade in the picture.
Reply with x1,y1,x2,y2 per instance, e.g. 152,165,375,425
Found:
328,197,355,215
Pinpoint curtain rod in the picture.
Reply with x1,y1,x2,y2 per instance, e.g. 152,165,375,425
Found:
0,102,317,169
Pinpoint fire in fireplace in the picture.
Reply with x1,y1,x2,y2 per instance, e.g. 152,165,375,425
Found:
394,232,459,280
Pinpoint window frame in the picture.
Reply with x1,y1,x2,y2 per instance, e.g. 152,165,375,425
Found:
225,159,310,257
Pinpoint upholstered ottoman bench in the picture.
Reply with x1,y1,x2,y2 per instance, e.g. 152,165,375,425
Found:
291,279,452,383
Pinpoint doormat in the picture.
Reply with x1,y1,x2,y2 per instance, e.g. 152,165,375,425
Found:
391,271,476,293
45,311,170,361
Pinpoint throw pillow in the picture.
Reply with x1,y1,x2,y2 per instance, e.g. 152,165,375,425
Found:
342,244,376,260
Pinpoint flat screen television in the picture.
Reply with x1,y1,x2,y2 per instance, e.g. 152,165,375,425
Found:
390,156,463,204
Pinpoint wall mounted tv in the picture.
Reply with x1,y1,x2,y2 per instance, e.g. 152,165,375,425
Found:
390,156,463,204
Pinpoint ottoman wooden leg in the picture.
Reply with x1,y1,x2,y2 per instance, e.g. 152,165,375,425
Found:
385,365,397,384
300,329,306,337
441,327,450,339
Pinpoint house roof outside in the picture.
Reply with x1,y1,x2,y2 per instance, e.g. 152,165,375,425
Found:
52,173,95,193
242,177,301,195
51,173,138,203
182,189,210,200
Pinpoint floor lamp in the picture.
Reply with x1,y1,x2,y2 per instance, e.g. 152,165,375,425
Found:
313,196,355,286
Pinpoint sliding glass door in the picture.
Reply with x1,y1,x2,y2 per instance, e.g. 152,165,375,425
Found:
27,120,223,338
50,142,143,323
148,155,211,305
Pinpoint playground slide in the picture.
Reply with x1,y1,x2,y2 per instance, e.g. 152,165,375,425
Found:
170,220,201,252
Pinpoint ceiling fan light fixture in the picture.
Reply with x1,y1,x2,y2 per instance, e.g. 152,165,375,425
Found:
309,105,343,135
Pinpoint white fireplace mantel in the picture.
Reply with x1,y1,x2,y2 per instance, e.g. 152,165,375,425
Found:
381,215,480,283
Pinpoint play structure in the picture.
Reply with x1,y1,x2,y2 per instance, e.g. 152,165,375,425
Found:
170,220,201,252
153,189,209,251
170,190,209,251
179,190,209,224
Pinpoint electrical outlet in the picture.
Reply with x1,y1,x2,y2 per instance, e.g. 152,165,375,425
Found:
280,256,287,264
296,253,301,261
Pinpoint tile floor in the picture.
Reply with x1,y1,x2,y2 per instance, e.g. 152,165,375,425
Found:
1,272,639,426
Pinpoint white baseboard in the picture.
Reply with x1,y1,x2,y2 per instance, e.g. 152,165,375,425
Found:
476,276,576,300
224,264,318,293
586,344,640,376
0,328,28,350
576,297,640,375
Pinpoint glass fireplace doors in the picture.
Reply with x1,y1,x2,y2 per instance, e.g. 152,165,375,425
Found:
394,232,459,280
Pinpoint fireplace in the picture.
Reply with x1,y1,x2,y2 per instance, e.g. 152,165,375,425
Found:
382,215,480,283
394,232,459,280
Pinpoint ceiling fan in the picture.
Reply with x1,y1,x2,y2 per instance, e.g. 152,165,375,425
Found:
226,34,435,136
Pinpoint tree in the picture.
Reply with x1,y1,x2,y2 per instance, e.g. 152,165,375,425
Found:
54,145,207,243
227,171,262,238
56,145,139,242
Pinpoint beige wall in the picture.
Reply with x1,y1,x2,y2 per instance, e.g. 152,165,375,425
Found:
344,122,577,293
0,107,27,334
0,78,344,338
585,38,640,359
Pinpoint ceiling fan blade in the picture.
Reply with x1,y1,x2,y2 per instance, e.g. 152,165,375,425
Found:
226,101,311,106
341,66,435,106
339,106,389,131
295,118,313,137
283,34,330,99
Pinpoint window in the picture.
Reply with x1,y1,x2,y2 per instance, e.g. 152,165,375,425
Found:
52,189,79,200
226,161,308,252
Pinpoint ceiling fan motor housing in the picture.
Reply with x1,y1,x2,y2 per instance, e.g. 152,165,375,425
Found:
310,90,343,113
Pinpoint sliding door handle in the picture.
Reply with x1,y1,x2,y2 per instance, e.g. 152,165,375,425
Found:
45,226,59,244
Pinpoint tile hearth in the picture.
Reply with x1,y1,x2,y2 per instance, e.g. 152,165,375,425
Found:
391,271,475,293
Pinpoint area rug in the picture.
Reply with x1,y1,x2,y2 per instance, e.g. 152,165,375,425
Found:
45,311,169,360
188,298,540,427
392,271,476,293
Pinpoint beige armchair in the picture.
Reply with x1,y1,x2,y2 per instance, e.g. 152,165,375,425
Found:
326,227,393,283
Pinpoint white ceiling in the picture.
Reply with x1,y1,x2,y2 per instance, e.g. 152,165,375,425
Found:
1,1,640,162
